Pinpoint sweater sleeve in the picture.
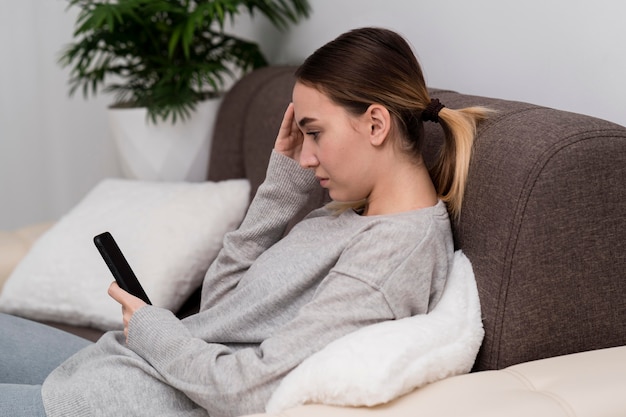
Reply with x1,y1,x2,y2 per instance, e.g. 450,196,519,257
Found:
200,151,319,308
128,273,395,417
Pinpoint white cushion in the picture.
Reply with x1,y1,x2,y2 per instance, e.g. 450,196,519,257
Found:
266,250,484,413
0,178,249,331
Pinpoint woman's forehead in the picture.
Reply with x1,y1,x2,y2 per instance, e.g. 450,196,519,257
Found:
292,82,343,121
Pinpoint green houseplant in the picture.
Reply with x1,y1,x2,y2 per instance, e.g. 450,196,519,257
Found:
58,0,310,181
58,0,311,123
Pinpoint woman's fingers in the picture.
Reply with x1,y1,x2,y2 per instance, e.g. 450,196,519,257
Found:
108,281,146,343
278,103,295,136
274,103,303,160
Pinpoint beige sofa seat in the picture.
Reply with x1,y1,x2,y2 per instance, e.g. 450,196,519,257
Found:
0,222,53,292
248,345,626,417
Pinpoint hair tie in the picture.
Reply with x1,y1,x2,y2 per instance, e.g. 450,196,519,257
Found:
421,98,445,123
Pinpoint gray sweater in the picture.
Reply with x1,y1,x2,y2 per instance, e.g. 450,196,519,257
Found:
42,152,453,417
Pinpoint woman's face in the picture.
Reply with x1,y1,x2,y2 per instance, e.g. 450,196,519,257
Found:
292,82,379,202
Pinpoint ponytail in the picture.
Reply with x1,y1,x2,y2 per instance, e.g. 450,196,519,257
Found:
427,104,493,219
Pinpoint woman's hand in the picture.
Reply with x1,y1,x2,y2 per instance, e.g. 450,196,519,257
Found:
274,103,304,161
108,281,147,343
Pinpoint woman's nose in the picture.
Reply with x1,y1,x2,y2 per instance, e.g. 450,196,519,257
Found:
299,138,319,169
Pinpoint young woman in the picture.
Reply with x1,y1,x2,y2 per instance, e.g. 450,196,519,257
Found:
0,27,490,416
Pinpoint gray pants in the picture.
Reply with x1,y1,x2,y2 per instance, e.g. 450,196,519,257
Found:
0,313,92,416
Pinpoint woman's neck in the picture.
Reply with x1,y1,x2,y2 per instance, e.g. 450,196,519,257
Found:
363,158,438,216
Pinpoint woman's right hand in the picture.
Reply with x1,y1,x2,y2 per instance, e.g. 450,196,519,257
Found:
274,103,303,161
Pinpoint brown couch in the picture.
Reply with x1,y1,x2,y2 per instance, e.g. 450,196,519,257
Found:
2,66,625,414
211,65,626,370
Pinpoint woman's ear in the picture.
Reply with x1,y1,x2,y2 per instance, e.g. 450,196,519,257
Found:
366,104,391,146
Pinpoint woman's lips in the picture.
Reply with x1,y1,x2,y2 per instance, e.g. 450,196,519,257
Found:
316,176,329,187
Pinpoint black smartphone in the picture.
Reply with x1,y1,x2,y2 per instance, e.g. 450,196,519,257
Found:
93,231,152,305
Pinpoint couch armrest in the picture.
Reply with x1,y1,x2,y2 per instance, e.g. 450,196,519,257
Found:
0,222,53,292
247,346,626,417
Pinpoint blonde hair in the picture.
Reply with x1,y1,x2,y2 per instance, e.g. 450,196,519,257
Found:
430,106,493,218
297,27,492,218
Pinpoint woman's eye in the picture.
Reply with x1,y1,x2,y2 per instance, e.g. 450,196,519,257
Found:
306,131,320,140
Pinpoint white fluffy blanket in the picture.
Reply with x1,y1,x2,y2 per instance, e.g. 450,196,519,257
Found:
266,250,484,413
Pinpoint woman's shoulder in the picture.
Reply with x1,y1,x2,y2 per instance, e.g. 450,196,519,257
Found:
354,200,450,231
293,200,451,249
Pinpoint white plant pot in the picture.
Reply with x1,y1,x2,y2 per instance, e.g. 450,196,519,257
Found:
108,98,222,181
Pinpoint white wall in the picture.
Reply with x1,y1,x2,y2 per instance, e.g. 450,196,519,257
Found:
270,0,626,128
1,0,625,229
1,1,117,229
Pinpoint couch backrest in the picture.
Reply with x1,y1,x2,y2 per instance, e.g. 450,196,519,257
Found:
209,66,626,371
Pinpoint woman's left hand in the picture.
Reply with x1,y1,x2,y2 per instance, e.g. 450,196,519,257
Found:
108,281,147,343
